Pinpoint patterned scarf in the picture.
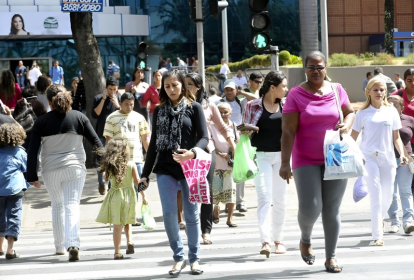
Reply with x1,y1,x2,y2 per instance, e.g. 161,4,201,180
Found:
156,98,188,152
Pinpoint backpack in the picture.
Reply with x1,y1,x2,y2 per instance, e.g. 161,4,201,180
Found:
14,98,37,133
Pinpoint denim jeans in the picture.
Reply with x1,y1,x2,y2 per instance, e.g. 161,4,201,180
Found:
16,76,25,88
388,163,414,226
0,193,23,241
157,174,200,264
133,163,143,201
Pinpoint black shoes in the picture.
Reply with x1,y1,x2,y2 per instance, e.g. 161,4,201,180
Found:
169,261,187,277
68,246,79,262
237,203,247,212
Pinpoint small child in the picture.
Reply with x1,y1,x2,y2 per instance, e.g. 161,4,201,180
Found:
96,138,147,260
0,122,33,259
211,102,239,227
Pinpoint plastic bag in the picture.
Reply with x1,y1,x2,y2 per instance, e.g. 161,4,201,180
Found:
141,203,157,231
353,176,368,203
324,130,367,180
233,134,258,183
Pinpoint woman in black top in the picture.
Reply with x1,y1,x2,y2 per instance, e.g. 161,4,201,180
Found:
140,69,208,276
243,71,289,258
27,85,102,261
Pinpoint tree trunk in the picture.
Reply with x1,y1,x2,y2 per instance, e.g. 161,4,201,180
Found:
299,0,319,66
70,12,106,168
384,0,394,55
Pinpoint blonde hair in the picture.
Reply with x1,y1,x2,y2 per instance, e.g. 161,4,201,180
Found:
98,138,130,186
359,77,390,110
0,123,26,147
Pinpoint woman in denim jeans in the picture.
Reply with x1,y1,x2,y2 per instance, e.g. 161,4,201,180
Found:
386,95,414,234
242,71,289,257
140,69,208,277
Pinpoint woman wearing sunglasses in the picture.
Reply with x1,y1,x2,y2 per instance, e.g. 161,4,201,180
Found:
280,51,355,273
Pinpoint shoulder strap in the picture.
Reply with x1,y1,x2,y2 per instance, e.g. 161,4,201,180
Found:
331,83,344,123
231,121,237,141
398,89,404,97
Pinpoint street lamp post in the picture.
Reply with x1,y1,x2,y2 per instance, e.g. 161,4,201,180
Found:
196,0,205,88
320,0,329,66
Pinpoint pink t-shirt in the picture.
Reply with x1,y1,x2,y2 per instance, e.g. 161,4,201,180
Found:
283,84,350,169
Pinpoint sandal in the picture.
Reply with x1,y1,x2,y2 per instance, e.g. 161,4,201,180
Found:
5,250,20,259
274,241,286,254
213,205,220,224
179,222,186,230
374,239,384,246
202,234,212,245
114,253,124,260
325,261,343,273
226,222,238,227
300,242,315,265
191,263,204,275
260,242,271,258
126,243,135,254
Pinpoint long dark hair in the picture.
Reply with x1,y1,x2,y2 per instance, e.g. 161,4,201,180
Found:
259,71,286,103
131,67,144,82
10,14,26,35
0,70,16,102
36,76,50,93
185,72,208,105
159,69,195,107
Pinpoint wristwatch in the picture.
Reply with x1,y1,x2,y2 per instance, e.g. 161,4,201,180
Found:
190,148,197,159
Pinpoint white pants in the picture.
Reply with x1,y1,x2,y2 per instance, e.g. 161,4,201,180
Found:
364,155,396,240
42,167,86,252
253,152,287,243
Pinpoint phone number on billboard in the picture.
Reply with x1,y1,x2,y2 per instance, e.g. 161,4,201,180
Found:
62,4,102,12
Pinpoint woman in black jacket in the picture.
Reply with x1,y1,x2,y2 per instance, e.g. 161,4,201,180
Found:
140,69,208,276
27,85,102,262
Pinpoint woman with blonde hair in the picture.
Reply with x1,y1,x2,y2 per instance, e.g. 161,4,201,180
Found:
351,77,408,246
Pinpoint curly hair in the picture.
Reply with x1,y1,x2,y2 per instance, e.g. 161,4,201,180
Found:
0,122,26,148
52,92,72,114
98,138,130,186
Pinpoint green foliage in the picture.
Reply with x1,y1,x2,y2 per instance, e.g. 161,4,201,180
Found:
288,55,302,65
403,53,414,64
371,53,395,65
365,52,375,58
329,53,364,67
206,54,272,73
279,50,291,63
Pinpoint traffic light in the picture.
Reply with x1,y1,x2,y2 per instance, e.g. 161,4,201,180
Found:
137,41,148,69
250,0,271,52
189,0,196,21
209,0,228,19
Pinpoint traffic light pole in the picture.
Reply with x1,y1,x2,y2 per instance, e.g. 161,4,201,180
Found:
221,5,229,63
196,0,205,88
270,45,279,71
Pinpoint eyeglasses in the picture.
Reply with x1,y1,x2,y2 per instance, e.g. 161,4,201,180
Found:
306,66,325,72
252,80,263,84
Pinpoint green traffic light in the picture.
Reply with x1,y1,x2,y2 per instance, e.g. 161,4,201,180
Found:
140,61,146,68
255,34,268,48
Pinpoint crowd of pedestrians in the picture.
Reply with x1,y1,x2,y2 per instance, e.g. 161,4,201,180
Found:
2,51,414,278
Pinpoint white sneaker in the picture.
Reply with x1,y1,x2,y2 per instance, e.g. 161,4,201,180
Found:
389,225,399,233
404,223,414,234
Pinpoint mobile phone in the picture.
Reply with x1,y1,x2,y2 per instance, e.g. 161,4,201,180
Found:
137,178,149,192
173,150,183,155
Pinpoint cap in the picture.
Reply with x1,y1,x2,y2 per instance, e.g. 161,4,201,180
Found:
224,79,237,89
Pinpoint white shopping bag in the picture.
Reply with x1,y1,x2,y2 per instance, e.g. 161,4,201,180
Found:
323,130,367,180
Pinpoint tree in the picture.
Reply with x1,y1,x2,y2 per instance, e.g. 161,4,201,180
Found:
384,0,394,55
299,0,318,65
70,12,106,168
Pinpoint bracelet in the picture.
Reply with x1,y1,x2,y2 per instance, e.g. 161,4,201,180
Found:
190,148,197,159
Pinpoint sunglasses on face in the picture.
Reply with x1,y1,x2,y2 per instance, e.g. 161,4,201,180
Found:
252,80,262,84
306,66,325,72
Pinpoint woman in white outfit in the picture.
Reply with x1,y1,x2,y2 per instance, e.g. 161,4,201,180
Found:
351,77,408,246
242,71,289,257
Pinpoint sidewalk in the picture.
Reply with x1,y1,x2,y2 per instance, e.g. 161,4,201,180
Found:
21,169,371,232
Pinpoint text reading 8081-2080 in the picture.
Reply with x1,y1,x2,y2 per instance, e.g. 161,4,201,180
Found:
62,4,102,12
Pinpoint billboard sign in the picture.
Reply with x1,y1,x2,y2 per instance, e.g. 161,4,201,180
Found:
61,0,104,13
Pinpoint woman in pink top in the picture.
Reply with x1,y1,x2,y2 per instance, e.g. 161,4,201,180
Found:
142,70,162,126
0,70,22,110
280,51,355,273
185,72,236,245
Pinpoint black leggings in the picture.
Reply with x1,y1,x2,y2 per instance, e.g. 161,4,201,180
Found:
200,152,216,234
